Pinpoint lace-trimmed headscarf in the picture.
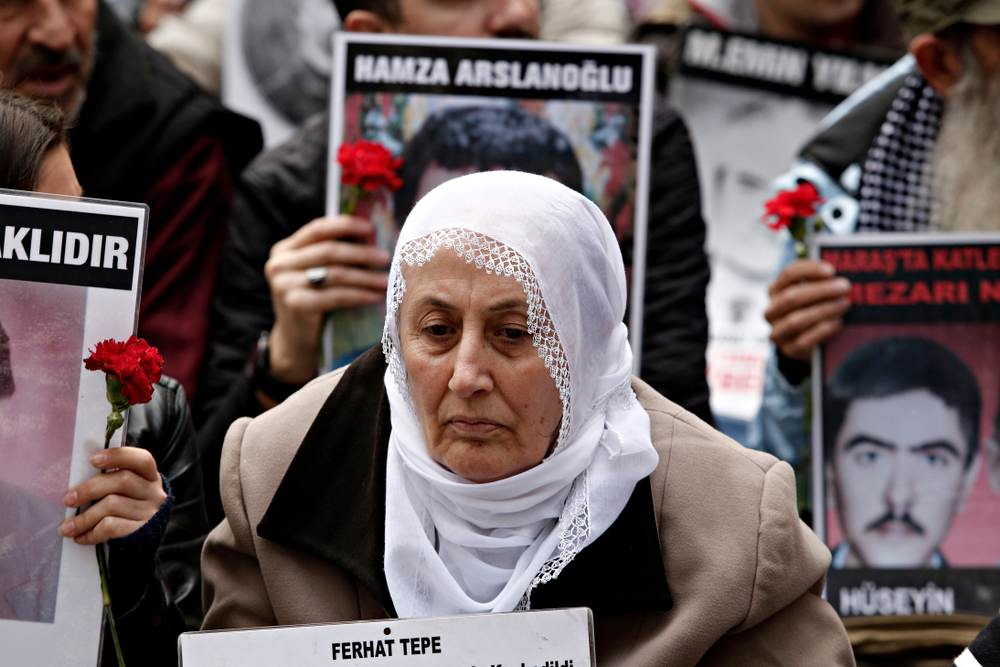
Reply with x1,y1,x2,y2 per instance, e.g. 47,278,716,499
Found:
381,171,659,618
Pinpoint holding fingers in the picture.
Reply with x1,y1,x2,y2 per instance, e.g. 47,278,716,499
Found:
765,258,852,363
265,214,391,385
60,446,169,546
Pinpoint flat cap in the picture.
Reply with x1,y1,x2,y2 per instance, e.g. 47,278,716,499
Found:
894,0,1000,39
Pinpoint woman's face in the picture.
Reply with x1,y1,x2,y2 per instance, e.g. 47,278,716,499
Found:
398,249,563,483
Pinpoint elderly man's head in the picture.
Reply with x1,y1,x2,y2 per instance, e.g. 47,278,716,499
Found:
895,0,1000,229
824,337,982,567
0,0,98,117
338,0,538,38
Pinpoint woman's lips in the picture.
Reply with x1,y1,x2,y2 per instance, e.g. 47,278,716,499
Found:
449,418,501,435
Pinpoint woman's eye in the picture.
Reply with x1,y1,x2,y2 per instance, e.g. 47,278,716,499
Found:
425,325,452,337
499,328,528,340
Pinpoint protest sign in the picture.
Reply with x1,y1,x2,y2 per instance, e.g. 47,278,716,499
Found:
322,32,655,371
181,607,594,667
0,190,147,665
670,25,895,439
222,0,341,147
813,233,1000,618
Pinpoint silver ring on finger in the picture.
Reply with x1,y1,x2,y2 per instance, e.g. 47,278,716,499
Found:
305,266,328,288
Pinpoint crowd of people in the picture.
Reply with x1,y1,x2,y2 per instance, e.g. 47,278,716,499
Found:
2,0,1000,664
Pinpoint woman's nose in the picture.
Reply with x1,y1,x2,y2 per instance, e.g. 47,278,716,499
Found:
447,335,494,397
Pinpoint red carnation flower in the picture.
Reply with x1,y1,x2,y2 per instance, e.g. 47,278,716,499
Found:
337,140,403,193
761,182,823,231
84,335,163,406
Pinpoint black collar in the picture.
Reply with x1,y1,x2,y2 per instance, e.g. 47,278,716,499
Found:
258,346,672,618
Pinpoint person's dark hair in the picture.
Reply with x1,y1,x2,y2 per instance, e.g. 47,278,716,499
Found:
0,90,67,192
823,336,980,468
334,0,402,25
394,105,584,222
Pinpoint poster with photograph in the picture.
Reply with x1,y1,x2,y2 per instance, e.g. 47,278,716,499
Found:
670,25,895,440
324,32,655,371
813,233,1000,618
222,0,341,148
0,190,147,665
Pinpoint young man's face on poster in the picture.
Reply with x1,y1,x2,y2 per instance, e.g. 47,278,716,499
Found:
833,388,979,568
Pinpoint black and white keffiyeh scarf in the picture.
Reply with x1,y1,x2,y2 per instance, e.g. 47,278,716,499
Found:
856,72,943,232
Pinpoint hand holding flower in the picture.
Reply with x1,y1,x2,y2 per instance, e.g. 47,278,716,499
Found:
760,181,850,363
59,447,167,545
79,335,164,667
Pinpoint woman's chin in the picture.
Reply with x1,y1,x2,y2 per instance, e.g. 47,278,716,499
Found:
433,444,535,484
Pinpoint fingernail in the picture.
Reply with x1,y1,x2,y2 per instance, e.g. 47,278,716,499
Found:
91,452,105,466
59,521,75,536
833,277,851,292
819,262,836,275
63,490,77,507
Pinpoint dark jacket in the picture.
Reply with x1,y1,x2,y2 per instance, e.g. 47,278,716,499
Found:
70,1,262,400
105,376,211,667
196,105,712,524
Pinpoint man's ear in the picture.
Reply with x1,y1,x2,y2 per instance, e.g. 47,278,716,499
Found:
910,33,966,98
343,9,395,33
957,450,982,513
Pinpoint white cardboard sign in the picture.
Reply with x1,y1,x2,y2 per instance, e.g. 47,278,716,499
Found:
0,189,148,666
180,608,594,667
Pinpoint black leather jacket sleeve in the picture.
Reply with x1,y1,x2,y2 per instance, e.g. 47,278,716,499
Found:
639,102,713,425
103,376,210,667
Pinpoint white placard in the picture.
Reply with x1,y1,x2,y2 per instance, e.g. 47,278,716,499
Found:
223,0,341,148
0,189,148,666
180,608,594,667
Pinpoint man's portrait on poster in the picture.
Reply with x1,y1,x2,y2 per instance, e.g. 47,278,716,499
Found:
824,336,983,569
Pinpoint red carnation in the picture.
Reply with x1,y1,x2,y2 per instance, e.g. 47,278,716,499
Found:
337,140,403,193
761,182,823,231
85,335,163,406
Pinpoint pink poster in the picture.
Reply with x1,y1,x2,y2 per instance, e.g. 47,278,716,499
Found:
815,234,1000,618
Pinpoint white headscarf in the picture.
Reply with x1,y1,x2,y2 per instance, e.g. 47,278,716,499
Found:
381,171,659,618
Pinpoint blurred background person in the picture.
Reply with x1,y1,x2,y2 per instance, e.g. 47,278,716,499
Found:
750,0,1000,484
0,90,210,667
649,0,904,51
0,0,262,401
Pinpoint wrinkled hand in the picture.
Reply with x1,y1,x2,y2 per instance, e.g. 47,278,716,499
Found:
765,259,852,363
60,447,167,545
265,215,391,385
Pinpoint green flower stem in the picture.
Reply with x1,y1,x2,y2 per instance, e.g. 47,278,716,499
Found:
96,543,126,667
342,185,361,215
99,374,130,667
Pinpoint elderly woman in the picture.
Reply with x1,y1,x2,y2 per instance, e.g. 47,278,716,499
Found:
202,172,851,663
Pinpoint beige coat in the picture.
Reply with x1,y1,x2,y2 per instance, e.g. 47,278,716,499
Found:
202,350,854,666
